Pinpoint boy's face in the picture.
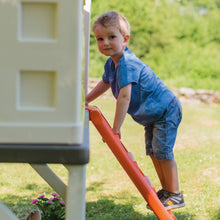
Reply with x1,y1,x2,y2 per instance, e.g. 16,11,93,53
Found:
93,24,129,64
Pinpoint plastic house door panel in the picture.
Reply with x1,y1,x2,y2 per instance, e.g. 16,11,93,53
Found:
0,0,84,144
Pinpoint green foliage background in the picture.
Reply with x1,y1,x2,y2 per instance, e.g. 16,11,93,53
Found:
89,0,220,90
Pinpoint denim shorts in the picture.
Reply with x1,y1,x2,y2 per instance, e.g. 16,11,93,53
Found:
144,97,182,161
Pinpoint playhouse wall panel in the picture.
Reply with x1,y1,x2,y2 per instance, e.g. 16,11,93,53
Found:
0,0,84,144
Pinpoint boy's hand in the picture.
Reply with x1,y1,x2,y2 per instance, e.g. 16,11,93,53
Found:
112,129,121,139
102,130,120,143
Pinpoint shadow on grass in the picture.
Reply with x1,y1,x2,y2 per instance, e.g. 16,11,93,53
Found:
1,194,34,219
211,209,220,220
86,198,152,220
1,191,197,220
86,198,196,220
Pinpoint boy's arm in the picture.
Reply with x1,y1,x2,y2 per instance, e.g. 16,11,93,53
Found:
112,84,131,138
85,80,110,105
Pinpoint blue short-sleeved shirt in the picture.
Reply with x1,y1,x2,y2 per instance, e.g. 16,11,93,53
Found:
102,47,175,125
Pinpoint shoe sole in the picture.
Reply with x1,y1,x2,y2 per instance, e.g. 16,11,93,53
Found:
165,203,185,210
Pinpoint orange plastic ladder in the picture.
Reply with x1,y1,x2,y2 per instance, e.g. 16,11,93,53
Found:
87,106,176,220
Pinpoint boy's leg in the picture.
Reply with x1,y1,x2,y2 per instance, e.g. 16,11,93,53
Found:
150,155,167,190
158,158,179,194
150,156,185,210
150,97,182,194
146,98,184,209
150,155,179,194
145,125,178,193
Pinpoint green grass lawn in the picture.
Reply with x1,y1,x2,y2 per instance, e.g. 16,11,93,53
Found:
0,98,219,220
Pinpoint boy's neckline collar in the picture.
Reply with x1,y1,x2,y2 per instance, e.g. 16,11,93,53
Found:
110,47,130,69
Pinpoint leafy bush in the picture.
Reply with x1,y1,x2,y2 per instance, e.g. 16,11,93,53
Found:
89,0,220,90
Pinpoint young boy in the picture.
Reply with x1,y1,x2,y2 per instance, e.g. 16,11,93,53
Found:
86,11,185,210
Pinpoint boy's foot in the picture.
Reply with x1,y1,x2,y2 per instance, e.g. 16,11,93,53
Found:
146,189,166,210
157,189,166,200
161,191,185,210
146,190,185,210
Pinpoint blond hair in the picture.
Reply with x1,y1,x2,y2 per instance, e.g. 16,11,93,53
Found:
93,11,130,36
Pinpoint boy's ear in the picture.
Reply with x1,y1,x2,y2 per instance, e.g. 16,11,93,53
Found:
123,34,130,44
